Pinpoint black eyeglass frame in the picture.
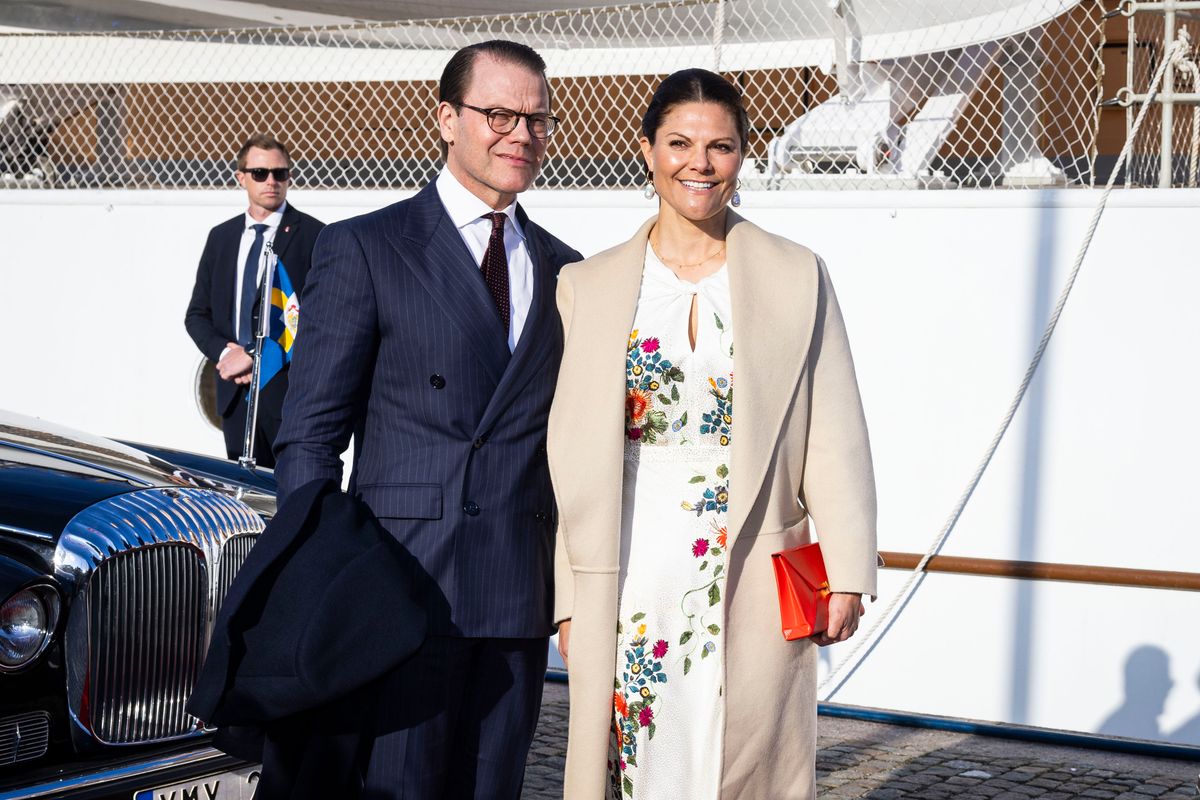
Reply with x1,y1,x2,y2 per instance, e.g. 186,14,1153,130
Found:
457,103,561,139
240,167,292,182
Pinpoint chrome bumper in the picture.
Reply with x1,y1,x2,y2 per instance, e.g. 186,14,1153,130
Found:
0,746,254,800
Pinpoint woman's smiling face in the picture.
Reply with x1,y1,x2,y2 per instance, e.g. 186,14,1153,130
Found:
640,101,744,224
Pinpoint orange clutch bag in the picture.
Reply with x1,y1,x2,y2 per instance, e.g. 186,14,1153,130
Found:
771,542,831,640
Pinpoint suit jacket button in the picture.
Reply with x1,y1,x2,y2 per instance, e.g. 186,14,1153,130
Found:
429,374,446,389
473,437,486,449
535,510,548,523
463,501,480,516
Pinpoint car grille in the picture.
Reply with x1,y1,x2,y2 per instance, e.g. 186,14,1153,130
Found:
214,533,258,620
86,544,208,743
57,488,265,745
0,711,50,766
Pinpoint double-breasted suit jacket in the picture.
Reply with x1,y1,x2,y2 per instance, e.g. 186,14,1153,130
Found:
185,203,324,426
274,183,582,638
547,213,878,799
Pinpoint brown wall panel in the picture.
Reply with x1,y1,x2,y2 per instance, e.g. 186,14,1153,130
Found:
1040,0,1105,158
728,67,812,158
49,106,97,165
549,74,656,161
1101,44,1130,99
1105,11,1131,44
1096,45,1130,156
125,80,440,163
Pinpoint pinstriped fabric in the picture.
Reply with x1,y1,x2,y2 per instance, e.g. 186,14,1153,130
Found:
359,636,547,799
275,183,581,638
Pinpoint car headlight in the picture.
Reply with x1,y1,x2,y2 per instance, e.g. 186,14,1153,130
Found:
0,585,60,672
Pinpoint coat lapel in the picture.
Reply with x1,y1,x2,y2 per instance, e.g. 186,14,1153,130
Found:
555,218,653,570
385,184,509,384
725,212,820,549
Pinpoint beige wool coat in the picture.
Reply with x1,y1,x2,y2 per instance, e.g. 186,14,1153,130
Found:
547,211,878,800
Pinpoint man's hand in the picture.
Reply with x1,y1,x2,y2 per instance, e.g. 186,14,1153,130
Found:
812,592,866,647
217,343,254,384
557,619,571,669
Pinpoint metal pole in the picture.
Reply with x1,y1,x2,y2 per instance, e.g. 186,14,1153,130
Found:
713,0,725,72
1126,13,1135,187
1161,4,1177,186
238,241,275,470
1124,0,1200,10
1120,90,1200,102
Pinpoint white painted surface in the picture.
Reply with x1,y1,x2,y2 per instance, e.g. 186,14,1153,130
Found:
1,187,1198,744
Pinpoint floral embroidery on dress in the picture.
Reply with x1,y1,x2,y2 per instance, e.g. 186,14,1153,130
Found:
626,330,686,444
681,464,729,516
714,312,733,358
611,612,669,797
700,376,733,446
612,254,733,798
677,475,729,675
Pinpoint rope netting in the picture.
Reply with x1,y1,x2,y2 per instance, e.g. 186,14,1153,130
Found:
0,0,1108,190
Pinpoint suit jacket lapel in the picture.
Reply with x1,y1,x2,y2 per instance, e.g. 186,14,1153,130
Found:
475,213,557,435
217,219,242,327
725,212,819,549
271,204,301,265
385,184,509,384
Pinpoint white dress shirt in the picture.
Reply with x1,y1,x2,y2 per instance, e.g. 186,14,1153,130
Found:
234,202,286,337
435,170,534,352
219,203,286,363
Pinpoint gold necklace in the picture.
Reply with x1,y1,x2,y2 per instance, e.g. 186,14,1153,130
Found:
649,236,726,270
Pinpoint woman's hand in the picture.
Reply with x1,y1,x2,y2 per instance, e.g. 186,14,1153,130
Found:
812,593,865,647
557,619,571,668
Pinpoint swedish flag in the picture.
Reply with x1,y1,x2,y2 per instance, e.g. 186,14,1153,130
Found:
257,258,299,392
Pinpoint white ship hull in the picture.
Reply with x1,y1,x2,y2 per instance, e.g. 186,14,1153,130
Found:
2,187,1197,746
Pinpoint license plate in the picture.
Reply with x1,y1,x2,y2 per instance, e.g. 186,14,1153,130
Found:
133,764,260,800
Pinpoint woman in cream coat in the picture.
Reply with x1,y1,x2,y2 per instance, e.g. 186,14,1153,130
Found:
548,69,878,799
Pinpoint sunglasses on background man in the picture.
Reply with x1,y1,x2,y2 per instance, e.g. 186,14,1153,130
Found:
241,167,291,182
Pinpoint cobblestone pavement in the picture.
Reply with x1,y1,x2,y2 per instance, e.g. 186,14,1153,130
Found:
524,682,1200,799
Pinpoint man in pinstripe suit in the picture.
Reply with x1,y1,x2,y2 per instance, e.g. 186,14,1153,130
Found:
273,40,581,799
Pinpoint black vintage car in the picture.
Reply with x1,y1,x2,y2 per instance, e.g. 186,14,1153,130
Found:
0,411,273,800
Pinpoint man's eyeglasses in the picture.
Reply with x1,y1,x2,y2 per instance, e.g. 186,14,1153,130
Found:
459,104,561,139
241,167,291,182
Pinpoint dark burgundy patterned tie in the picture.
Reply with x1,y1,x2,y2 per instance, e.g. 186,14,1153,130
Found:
481,212,510,332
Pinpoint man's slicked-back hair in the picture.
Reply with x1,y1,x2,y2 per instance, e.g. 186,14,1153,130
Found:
236,133,292,170
439,39,547,105
437,39,549,160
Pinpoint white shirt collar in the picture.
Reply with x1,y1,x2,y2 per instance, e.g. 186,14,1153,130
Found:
436,169,525,239
244,201,287,231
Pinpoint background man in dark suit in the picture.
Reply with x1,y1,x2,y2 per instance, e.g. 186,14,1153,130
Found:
274,40,580,799
185,134,324,467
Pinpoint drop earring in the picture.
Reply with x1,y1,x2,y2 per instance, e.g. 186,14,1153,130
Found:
731,179,742,207
643,171,656,200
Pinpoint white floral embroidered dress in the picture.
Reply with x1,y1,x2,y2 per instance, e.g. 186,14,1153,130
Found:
610,246,734,800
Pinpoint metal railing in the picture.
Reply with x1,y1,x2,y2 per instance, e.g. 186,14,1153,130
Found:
878,550,1200,591
1112,0,1200,185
